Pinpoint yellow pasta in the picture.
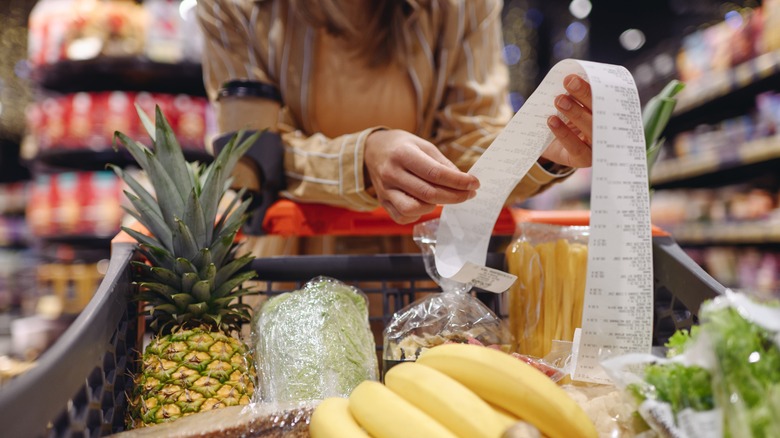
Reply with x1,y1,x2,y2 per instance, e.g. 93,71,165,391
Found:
506,236,589,358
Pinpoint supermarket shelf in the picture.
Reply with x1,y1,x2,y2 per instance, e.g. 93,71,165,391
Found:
34,147,211,171
36,235,115,247
668,221,780,246
667,51,780,134
32,58,206,96
649,135,780,189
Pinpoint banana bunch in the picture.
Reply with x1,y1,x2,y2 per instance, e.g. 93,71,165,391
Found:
310,343,597,438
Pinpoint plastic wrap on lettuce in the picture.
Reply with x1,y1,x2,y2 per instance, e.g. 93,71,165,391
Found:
252,276,378,403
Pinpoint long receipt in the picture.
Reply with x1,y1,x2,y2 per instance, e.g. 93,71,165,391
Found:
435,59,653,384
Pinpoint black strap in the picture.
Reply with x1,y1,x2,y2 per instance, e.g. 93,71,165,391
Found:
218,80,283,103
213,130,285,235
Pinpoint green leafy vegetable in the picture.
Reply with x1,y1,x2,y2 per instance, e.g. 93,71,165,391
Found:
628,362,714,414
664,326,698,358
629,296,780,437
252,276,378,403
701,304,780,437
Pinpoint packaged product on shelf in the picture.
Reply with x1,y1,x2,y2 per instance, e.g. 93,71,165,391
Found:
28,92,212,154
55,172,80,234
0,182,29,215
90,171,124,236
252,276,378,403
27,0,146,66
603,290,780,438
143,0,204,63
28,0,203,68
382,219,513,373
0,216,30,248
34,245,106,316
763,0,780,52
25,171,123,239
675,6,765,97
26,174,52,237
0,249,36,312
504,222,588,359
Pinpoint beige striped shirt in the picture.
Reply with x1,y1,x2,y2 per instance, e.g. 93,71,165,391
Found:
197,0,572,211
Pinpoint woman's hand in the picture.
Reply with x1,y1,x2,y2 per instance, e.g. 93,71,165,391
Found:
364,129,479,224
543,74,593,168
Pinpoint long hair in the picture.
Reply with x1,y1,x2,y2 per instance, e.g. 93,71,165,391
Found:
290,0,426,68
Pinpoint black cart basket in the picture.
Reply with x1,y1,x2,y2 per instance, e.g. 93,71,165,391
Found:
0,215,724,437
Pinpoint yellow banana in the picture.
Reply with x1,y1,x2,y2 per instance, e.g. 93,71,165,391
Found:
416,344,597,438
310,397,370,438
489,402,521,429
384,362,509,438
348,380,457,438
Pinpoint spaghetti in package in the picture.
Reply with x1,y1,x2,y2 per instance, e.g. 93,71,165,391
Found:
505,222,589,360
382,219,513,374
602,290,780,438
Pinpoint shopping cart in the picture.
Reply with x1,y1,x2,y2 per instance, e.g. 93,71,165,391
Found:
0,201,725,437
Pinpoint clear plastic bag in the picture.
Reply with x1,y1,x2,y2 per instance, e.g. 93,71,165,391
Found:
111,402,314,437
602,290,780,438
251,276,378,403
504,222,589,359
382,219,513,374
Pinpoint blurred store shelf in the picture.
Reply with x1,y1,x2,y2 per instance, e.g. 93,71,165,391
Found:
669,220,780,246
667,51,780,135
650,135,780,188
674,51,780,114
32,58,205,96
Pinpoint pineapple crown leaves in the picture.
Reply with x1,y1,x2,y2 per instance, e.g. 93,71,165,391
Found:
112,105,260,334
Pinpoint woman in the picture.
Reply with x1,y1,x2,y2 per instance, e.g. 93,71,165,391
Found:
196,0,592,233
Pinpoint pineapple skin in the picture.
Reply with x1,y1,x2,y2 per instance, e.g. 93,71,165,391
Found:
128,327,256,428
113,107,261,429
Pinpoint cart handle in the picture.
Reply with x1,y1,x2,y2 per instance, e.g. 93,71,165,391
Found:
511,208,670,237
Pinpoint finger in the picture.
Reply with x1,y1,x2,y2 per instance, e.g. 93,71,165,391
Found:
404,154,480,191
418,141,461,171
546,116,592,167
386,170,478,205
554,94,593,144
564,74,592,110
381,201,418,225
381,190,437,224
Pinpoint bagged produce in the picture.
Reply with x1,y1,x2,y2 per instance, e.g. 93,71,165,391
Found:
602,290,780,438
252,276,378,403
505,222,589,358
382,219,513,373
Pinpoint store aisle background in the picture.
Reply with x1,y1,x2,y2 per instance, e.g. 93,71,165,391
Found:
0,0,774,370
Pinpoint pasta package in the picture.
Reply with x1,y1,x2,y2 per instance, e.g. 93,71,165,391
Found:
505,222,589,358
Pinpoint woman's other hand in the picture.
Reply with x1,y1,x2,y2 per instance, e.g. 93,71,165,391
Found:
364,129,479,224
543,74,593,168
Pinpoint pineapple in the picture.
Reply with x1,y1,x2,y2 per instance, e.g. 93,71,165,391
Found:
111,106,259,428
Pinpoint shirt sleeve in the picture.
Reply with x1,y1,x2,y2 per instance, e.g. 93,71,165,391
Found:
196,0,272,101
278,110,382,211
197,0,380,211
433,0,574,205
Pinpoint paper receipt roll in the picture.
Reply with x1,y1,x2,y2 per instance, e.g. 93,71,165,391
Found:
434,59,653,384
